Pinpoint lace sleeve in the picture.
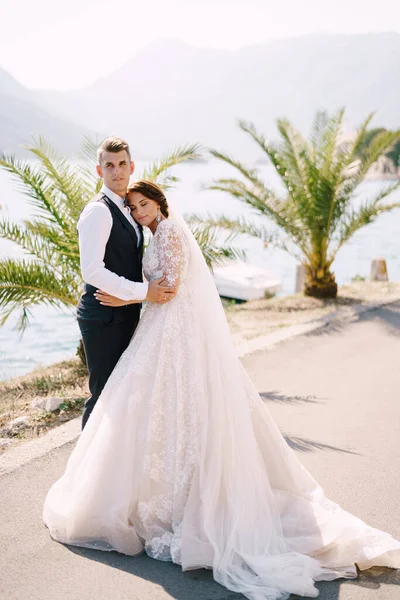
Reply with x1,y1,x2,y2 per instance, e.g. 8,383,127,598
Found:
156,221,185,287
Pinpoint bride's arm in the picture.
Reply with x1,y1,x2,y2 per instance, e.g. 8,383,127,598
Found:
94,275,176,306
157,221,184,290
94,222,183,306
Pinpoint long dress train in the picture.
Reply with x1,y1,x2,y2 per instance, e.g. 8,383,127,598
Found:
43,217,400,600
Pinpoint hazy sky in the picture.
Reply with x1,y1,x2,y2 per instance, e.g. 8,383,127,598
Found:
1,0,400,90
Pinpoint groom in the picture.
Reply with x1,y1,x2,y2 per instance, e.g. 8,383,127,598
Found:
77,136,176,428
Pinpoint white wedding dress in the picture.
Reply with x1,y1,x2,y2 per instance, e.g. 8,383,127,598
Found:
43,216,400,600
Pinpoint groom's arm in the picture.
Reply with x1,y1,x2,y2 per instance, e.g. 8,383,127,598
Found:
77,202,148,301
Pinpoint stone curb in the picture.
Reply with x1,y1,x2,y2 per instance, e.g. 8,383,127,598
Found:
0,417,81,476
1,296,399,477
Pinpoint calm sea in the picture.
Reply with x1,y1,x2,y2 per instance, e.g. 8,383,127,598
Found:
1,160,399,381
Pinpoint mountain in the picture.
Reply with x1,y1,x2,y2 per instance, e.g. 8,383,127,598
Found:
0,70,97,156
2,33,400,158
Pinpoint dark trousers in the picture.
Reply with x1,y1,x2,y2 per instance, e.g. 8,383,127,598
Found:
78,312,140,429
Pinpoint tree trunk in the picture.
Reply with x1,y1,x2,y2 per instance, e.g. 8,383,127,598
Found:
304,267,338,299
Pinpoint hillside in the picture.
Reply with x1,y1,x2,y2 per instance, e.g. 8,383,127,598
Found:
0,71,97,156
2,33,400,158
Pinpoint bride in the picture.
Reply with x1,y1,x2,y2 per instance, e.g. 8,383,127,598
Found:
43,180,400,600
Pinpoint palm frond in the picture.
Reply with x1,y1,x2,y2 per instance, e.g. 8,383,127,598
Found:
237,119,308,197
208,144,290,222
275,118,311,181
209,145,268,192
347,113,376,160
236,119,318,238
334,199,400,258
80,136,99,163
25,220,80,269
27,137,89,220
78,136,103,194
0,155,67,228
186,212,278,245
343,129,400,198
319,108,345,174
141,144,202,188
208,173,309,253
0,220,58,265
188,224,246,269
363,179,400,207
309,111,329,157
0,258,80,330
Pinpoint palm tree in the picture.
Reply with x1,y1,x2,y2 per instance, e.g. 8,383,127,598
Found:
0,138,243,344
205,110,400,298
355,127,400,171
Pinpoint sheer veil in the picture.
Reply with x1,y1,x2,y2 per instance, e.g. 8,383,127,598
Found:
168,206,400,599
168,207,327,598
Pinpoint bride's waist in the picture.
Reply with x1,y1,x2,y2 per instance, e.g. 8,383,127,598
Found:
144,280,188,301
147,277,188,290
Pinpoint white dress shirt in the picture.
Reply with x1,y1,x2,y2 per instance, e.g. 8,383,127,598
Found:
77,184,148,301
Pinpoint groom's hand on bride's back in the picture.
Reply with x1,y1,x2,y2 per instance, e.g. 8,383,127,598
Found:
146,276,177,303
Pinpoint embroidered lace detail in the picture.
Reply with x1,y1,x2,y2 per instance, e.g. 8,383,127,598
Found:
105,218,198,561
143,218,190,286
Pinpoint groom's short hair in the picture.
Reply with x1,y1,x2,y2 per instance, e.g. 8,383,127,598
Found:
97,136,131,164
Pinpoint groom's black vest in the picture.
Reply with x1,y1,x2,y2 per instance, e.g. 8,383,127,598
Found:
76,193,143,324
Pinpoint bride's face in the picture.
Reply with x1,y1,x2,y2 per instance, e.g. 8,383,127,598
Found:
126,192,159,227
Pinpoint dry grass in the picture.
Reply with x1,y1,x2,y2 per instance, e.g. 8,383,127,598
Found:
0,358,88,451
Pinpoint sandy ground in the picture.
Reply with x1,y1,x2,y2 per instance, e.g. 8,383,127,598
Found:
226,281,400,344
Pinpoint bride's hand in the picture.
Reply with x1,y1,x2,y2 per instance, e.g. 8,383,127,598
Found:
94,290,136,307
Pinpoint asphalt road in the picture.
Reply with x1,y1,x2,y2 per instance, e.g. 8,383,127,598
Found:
1,302,399,600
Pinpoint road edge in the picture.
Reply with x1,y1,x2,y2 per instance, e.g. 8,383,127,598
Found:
1,296,399,476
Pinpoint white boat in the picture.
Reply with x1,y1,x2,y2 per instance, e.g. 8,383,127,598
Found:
213,260,282,301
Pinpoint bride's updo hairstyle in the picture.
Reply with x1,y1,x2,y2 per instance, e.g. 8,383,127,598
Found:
127,180,169,218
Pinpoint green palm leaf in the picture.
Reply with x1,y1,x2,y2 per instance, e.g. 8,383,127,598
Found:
0,155,66,227
0,258,80,330
28,137,89,217
141,143,202,188
334,180,400,256
0,220,55,265
186,212,277,245
188,224,246,269
209,109,400,298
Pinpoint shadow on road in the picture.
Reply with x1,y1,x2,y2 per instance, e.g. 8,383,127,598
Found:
65,544,399,600
282,433,360,455
306,302,400,340
260,391,358,455
65,546,244,599
260,390,324,405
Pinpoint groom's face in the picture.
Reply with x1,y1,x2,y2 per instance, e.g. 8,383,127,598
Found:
96,150,134,197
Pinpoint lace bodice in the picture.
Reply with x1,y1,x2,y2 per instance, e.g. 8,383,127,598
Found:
142,219,190,288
